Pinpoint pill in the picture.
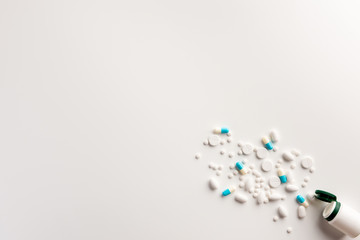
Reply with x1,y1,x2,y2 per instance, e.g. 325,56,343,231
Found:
235,161,248,175
269,176,281,188
203,140,208,145
260,182,264,188
234,193,248,203
245,179,254,192
195,153,201,159
211,165,217,170
273,216,279,222
287,227,293,234
237,141,243,147
228,152,234,158
275,163,281,168
233,170,238,176
220,149,226,155
239,176,244,181
290,163,296,169
306,191,316,201
262,136,273,150
270,129,279,142
227,138,232,143
277,159,283,163
242,144,253,155
286,184,299,192
252,169,261,177
222,186,236,196
208,135,221,146
264,197,269,203
269,193,284,201
249,188,254,193
256,147,268,159
296,194,309,207
309,166,315,173
228,174,233,179
301,182,307,188
227,132,232,137
282,152,295,162
249,164,255,169
254,188,259,193
304,176,310,182
237,150,243,155
261,159,273,172
260,177,265,183
242,159,248,164
216,171,221,176
209,178,219,190
264,186,270,191
253,193,258,198
278,205,289,218
220,139,225,145
298,205,306,219
239,182,245,188
291,149,301,157
273,146,278,152
278,168,287,183
255,178,260,183
257,191,266,204
213,127,229,134
301,156,313,169
209,163,214,168
218,165,223,170
255,184,260,189
229,163,235,169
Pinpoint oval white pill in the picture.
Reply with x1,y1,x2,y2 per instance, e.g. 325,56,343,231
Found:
234,193,248,203
209,178,219,190
269,176,281,188
282,152,295,162
291,149,301,157
256,147,268,159
261,159,273,172
269,193,284,201
278,206,289,218
257,191,266,204
301,156,313,169
270,129,279,142
253,169,261,177
208,135,220,146
285,184,299,192
242,144,253,155
245,179,254,192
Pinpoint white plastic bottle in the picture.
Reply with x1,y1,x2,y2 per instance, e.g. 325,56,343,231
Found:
316,190,360,238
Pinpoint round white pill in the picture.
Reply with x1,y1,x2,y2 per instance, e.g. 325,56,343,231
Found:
249,164,255,169
277,159,283,163
228,152,234,158
301,156,314,169
254,188,259,193
269,176,281,188
287,227,293,234
273,146,278,152
239,182,245,188
228,174,233,179
203,140,208,145
273,216,279,222
237,141,243,147
229,163,235,169
208,135,220,146
220,149,226,155
242,159,248,164
242,144,253,155
218,165,223,170
301,182,307,188
261,159,273,172
256,148,268,159
255,184,260,189
255,178,260,183
227,132,232,137
209,163,214,168
253,193,258,198
227,138,232,143
233,170,238,176
275,163,281,168
264,185,270,191
309,166,315,173
209,178,219,190
216,171,221,176
220,139,225,145
237,150,243,155
195,153,201,159
290,163,296,169
304,176,310,182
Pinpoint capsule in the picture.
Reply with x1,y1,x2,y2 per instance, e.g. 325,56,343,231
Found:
296,194,309,207
222,186,236,196
213,127,229,134
235,161,248,175
278,168,287,183
262,136,273,150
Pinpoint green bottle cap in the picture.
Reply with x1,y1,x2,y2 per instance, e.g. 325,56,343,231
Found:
315,190,337,203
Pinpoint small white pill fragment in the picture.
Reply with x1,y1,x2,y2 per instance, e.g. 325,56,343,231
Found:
277,159,283,163
209,178,219,190
245,179,254,192
242,159,248,164
261,159,273,172
220,139,225,145
255,178,260,183
237,141,243,147
239,182,245,188
278,206,289,218
282,152,295,162
228,174,233,179
301,182,307,188
269,176,281,188
264,197,269,203
218,165,223,170
270,129,279,143
203,140,208,145
273,215,279,222
290,163,296,169
257,191,266,204
269,193,284,201
227,138,232,143
237,150,243,155
291,149,301,157
242,144,253,155
233,170,238,176
256,148,269,159
264,185,270,191
195,153,201,159
254,188,259,193
298,205,306,219
220,149,225,155
255,184,260,189
229,163,235,169
309,166,315,173
227,132,232,137
249,164,255,169
208,135,221,146
273,146,278,152
301,156,314,169
287,227,293,234
253,193,258,198
228,152,234,158
307,191,316,201
253,169,261,177
216,171,221,176
275,163,281,168
304,176,310,182
286,184,299,192
234,193,248,203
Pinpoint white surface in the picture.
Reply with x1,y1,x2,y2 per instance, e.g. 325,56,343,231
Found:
1,0,360,240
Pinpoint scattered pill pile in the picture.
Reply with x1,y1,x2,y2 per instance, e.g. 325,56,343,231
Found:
195,127,317,235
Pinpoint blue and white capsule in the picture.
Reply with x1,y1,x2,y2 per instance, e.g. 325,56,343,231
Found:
222,186,236,196
235,161,248,175
213,127,229,134
262,136,273,150
278,168,287,183
296,194,309,208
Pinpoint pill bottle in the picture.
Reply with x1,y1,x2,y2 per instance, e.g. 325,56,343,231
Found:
315,190,360,238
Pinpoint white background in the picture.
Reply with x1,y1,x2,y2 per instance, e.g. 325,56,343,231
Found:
1,0,360,239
